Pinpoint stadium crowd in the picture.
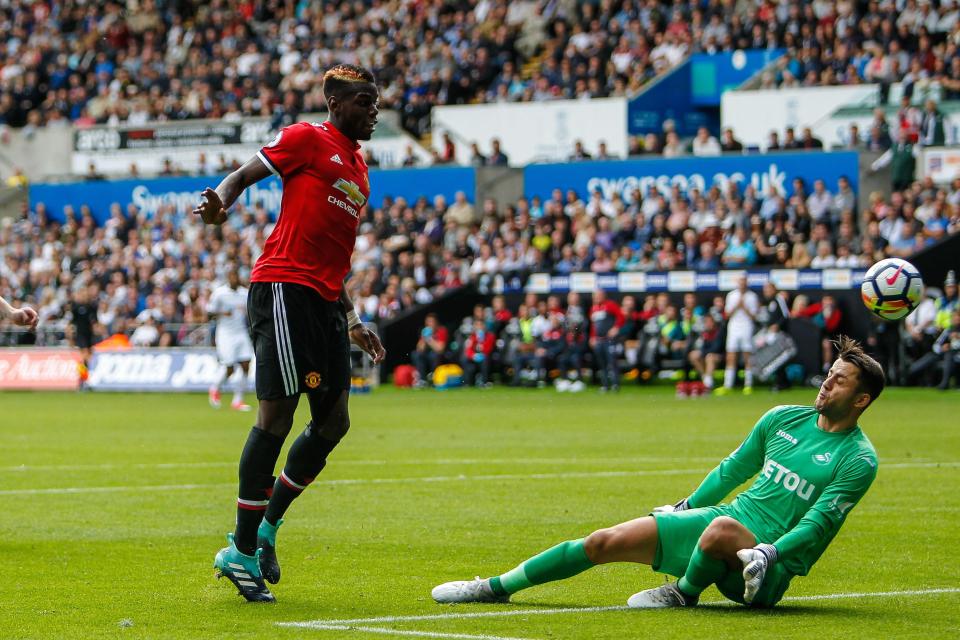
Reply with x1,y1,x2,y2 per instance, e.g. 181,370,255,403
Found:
1,158,957,384
407,268,959,393
4,0,960,137
0,0,683,135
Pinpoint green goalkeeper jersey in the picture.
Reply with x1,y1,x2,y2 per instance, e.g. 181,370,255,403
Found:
687,405,878,577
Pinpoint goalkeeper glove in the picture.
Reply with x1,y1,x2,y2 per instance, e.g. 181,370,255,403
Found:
736,543,778,604
652,498,690,514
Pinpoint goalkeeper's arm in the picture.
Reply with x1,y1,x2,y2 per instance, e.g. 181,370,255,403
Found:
652,498,690,514
737,544,778,604
679,407,778,508
736,456,876,603
651,408,786,517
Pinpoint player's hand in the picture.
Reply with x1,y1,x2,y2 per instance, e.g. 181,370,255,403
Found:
652,498,689,514
9,306,38,330
193,188,228,225
737,543,777,604
350,324,386,364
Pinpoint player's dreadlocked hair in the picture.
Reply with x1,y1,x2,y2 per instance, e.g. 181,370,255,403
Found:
835,335,885,405
322,64,376,99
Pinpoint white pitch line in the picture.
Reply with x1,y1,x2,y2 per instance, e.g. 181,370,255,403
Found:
278,606,626,628
303,624,533,640
0,461,236,473
0,482,235,496
779,587,960,602
0,456,726,473
2,461,958,497
0,468,705,496
278,587,960,629
0,457,948,474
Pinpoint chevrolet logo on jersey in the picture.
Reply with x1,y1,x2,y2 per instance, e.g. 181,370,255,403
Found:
333,178,367,208
762,458,816,501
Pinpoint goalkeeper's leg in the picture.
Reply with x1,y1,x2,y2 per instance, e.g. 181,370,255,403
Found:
627,515,756,608
432,517,658,603
677,516,755,598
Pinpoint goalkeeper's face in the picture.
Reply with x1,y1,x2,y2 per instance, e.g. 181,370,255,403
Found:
815,360,870,418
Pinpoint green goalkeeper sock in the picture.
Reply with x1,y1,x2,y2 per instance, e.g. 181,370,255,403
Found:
488,539,594,596
677,544,727,597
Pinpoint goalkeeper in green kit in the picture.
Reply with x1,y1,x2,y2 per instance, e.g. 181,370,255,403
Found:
433,337,883,608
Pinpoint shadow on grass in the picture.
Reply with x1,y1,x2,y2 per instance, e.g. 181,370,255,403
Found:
507,601,857,618
680,603,857,617
499,600,619,610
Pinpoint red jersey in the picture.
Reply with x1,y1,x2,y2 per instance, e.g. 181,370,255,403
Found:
252,121,370,301
465,330,495,359
589,300,625,337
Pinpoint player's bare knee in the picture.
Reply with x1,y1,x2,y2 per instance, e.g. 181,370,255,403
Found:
257,417,294,438
256,397,299,438
699,517,744,555
583,529,613,564
583,527,627,564
310,389,351,441
314,412,350,441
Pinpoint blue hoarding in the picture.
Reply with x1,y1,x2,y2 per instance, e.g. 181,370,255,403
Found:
524,151,859,203
627,60,717,137
690,50,785,106
30,166,476,224
627,50,785,135
367,165,475,209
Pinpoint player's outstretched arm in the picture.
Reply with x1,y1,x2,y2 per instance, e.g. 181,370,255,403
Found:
341,287,385,364
0,295,39,329
193,156,272,225
682,408,776,508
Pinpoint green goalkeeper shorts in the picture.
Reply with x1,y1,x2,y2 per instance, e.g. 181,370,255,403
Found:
651,505,793,607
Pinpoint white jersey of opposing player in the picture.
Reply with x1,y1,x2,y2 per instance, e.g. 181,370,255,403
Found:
724,288,759,353
208,285,249,335
724,288,759,331
208,285,254,365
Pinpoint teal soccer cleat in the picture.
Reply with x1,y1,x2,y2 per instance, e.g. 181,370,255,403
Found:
213,533,275,603
257,518,283,584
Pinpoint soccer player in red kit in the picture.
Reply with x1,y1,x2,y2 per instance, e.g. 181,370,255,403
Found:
193,64,386,603
590,289,625,392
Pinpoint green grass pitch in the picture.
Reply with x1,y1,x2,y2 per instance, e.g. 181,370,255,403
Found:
3,386,959,639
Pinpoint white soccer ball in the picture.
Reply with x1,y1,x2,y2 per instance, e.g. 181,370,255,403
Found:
860,258,924,321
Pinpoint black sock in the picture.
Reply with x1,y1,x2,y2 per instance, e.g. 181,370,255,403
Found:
234,427,285,555
264,422,340,526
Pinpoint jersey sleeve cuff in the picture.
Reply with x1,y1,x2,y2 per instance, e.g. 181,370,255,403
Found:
257,150,281,178
756,543,778,564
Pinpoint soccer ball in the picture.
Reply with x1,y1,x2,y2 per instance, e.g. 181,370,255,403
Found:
860,258,924,321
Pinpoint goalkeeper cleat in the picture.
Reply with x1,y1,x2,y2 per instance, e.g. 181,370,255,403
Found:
213,533,275,603
432,577,510,604
257,518,283,584
627,582,698,609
